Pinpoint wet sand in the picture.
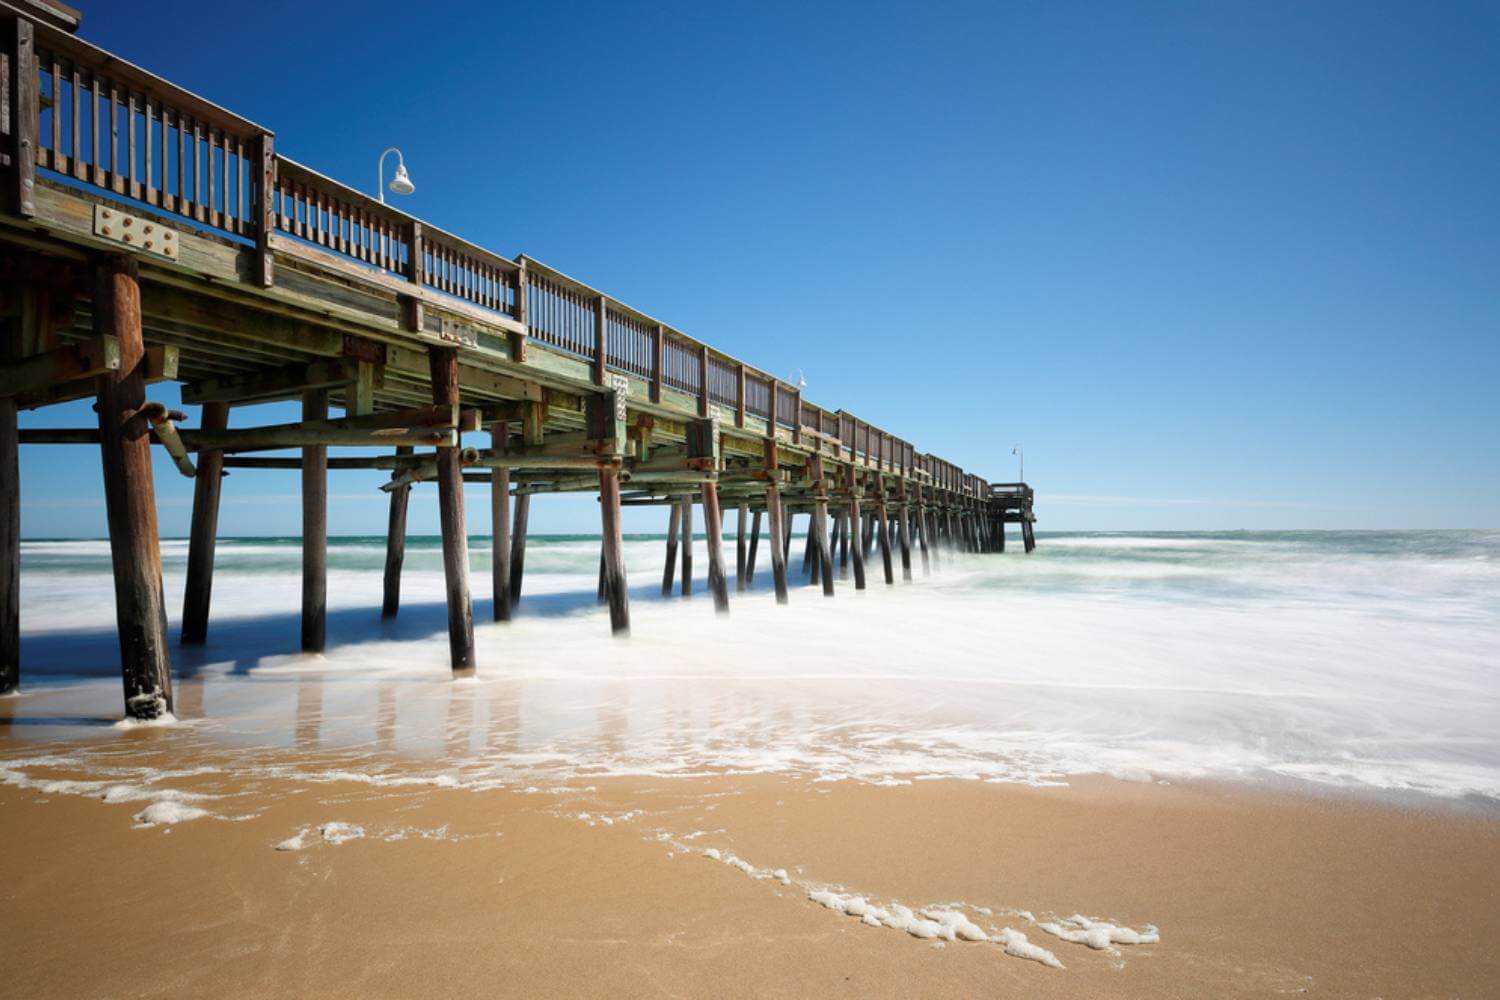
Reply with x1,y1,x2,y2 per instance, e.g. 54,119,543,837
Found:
3,743,1496,998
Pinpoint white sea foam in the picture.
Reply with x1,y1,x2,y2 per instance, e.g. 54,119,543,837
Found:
7,532,1500,803
319,822,366,845
133,801,209,826
1038,914,1160,950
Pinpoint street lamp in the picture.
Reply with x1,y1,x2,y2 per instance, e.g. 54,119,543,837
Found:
1012,444,1024,483
377,147,414,204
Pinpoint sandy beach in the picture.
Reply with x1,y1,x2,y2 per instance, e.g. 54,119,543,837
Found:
3,740,1497,999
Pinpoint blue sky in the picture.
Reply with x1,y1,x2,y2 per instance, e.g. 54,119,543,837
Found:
17,0,1498,536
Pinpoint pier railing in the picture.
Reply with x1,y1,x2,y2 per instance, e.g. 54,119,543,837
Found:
2,9,992,494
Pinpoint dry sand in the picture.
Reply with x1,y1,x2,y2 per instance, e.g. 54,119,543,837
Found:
2,741,1496,999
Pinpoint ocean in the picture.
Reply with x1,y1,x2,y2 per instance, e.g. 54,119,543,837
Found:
6,530,1499,806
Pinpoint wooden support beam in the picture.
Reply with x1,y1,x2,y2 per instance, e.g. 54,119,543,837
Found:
509,493,530,604
187,404,465,453
598,462,630,634
661,501,681,596
897,481,913,582
810,455,834,597
180,401,228,644
765,481,789,604
92,256,172,720
491,421,512,622
0,395,17,694
836,510,849,579
429,346,476,673
736,503,748,591
1023,518,1036,554
845,467,866,590
702,479,730,613
301,387,327,652
0,337,119,398
181,359,376,407
381,446,412,618
874,476,895,585
746,509,761,586
650,324,664,404
917,484,932,573
679,494,693,597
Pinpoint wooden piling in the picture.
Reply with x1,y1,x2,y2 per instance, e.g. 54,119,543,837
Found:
92,256,173,719
702,481,730,613
845,469,867,591
679,494,693,596
736,503,748,592
491,422,512,621
180,400,228,644
1023,518,1036,553
916,486,931,574
0,395,17,694
301,388,328,652
598,463,630,634
746,510,761,585
429,346,475,672
661,501,681,595
510,493,530,603
381,445,412,618
897,484,913,582
874,480,895,585
765,482,789,604
811,456,834,596
836,510,849,579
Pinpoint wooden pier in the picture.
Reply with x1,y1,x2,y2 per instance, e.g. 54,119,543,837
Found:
0,1,1036,715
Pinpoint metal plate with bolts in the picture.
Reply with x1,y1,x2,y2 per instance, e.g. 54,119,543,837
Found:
93,206,179,261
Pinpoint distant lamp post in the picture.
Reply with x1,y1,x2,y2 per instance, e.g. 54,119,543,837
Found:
1012,444,1024,483
788,368,807,390
377,147,415,204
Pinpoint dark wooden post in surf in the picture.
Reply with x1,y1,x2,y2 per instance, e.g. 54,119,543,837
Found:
597,462,630,634
835,511,849,579
896,478,913,582
509,493,530,603
996,514,1006,553
701,480,730,613
746,510,761,584
661,501,681,595
0,392,17,695
735,503,748,591
679,494,694,596
765,482,789,604
916,482,932,574
810,454,835,597
845,466,866,590
428,346,476,672
783,507,794,564
873,475,895,585
181,400,229,644
803,521,817,582
1022,518,1036,554
491,421,512,621
92,256,173,719
381,445,413,618
300,387,328,652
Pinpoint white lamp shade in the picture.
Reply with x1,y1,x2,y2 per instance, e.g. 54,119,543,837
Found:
388,162,415,196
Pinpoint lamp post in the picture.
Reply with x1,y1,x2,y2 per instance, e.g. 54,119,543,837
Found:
1012,445,1024,483
377,147,415,204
